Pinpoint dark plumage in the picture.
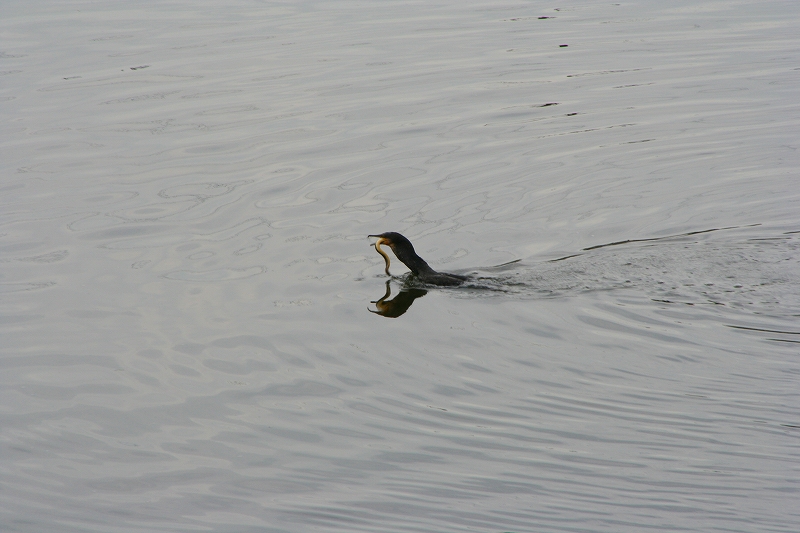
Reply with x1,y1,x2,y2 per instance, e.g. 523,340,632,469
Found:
368,232,467,286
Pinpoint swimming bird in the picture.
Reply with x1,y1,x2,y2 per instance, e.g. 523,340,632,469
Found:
369,232,468,286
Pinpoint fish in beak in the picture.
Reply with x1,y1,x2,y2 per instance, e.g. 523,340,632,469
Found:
368,234,392,276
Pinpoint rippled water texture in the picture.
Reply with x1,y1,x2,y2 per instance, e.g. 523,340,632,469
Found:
2,1,799,532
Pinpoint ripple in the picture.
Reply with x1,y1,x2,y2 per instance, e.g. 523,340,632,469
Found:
111,200,199,221
16,250,69,263
162,266,267,281
0,281,56,293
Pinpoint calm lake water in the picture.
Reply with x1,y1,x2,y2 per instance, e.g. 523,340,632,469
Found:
2,1,799,532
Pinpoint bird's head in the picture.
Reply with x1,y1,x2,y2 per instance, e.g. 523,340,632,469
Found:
368,232,415,276
368,232,413,250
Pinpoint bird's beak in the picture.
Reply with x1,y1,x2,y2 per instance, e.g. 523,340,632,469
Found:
368,235,389,248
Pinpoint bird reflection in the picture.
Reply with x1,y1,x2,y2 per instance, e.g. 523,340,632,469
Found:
369,280,427,318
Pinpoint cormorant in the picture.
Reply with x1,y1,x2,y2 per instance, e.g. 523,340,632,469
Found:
368,232,468,286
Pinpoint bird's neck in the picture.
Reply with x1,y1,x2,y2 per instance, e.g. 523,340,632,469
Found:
394,247,436,275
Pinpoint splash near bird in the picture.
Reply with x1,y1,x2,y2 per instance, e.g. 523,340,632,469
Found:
369,232,468,286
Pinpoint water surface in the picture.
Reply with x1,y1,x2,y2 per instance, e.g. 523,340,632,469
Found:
2,1,799,532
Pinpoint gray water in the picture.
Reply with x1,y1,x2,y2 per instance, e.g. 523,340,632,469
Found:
2,1,799,532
